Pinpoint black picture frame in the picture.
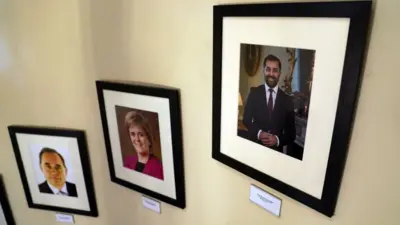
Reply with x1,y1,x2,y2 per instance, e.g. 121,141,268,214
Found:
212,1,372,217
7,126,99,217
0,175,16,225
96,80,186,209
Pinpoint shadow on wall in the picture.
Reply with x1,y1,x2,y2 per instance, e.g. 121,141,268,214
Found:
78,0,133,81
76,1,138,224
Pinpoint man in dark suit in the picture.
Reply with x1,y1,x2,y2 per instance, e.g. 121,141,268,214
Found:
38,147,78,197
243,54,296,153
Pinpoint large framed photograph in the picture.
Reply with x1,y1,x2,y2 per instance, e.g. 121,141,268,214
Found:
96,80,185,209
7,126,98,217
0,175,15,225
212,1,372,217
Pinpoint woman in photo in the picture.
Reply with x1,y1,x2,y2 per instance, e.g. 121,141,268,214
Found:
123,110,164,180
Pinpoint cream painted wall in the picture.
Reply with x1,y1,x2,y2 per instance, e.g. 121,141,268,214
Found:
0,0,399,225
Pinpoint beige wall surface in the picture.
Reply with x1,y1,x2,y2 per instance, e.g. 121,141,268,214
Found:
0,0,399,224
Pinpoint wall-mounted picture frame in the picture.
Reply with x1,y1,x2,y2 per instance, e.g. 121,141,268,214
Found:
0,175,16,225
7,126,98,217
212,1,372,217
96,80,186,209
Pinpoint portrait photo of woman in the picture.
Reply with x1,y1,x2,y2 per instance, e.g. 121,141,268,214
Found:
116,107,164,180
97,81,185,208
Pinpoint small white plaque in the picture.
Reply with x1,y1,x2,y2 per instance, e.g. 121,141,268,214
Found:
142,196,161,213
55,213,75,223
249,184,282,217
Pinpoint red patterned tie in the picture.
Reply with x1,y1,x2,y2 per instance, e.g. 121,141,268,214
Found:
268,88,274,119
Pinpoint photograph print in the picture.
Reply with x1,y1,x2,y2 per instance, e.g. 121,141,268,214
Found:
32,144,78,197
212,1,371,217
238,43,315,161
96,80,185,209
7,126,98,217
115,106,164,180
0,175,16,225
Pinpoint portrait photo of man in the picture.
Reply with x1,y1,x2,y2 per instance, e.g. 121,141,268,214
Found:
242,54,296,153
8,126,99,216
238,44,316,160
37,147,78,197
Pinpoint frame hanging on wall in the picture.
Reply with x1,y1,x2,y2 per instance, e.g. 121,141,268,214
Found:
212,1,372,217
0,175,16,225
96,80,186,209
8,126,98,217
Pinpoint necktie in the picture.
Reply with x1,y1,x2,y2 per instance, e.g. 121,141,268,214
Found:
57,191,68,196
268,88,274,119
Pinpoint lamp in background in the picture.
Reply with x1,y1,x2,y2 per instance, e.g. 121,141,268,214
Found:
238,92,247,131
238,93,244,120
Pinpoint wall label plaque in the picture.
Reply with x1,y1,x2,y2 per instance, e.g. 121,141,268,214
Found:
142,196,161,214
249,184,282,217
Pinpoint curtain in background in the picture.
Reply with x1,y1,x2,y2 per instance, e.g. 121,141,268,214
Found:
291,48,301,93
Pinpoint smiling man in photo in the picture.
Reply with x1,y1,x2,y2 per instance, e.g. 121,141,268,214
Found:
242,54,296,153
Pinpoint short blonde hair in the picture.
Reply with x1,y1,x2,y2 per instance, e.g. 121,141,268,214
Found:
124,110,154,149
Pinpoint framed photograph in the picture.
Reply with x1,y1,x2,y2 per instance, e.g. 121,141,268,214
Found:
212,1,372,217
96,80,185,209
7,126,98,217
0,175,16,225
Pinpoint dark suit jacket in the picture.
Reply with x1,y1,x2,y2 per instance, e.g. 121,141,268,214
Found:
38,181,78,197
243,84,296,152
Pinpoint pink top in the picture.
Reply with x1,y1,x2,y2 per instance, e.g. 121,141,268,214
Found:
123,155,164,180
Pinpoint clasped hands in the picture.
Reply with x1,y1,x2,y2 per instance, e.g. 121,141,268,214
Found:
259,131,277,147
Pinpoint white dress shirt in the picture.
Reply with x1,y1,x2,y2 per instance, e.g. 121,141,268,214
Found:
47,182,69,196
257,84,280,146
